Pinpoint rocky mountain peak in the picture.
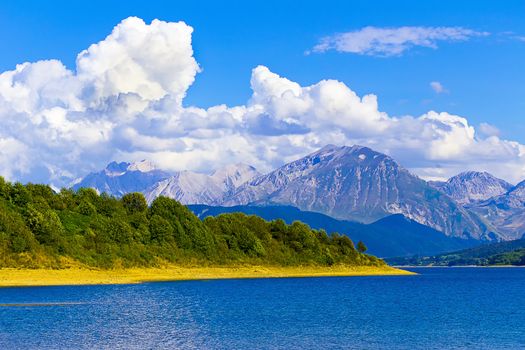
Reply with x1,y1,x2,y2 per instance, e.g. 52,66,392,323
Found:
211,163,260,190
73,145,508,241
127,159,157,173
144,163,260,205
467,178,525,241
74,160,170,197
312,144,389,162
104,161,130,177
431,171,512,205
223,145,496,240
103,160,158,176
267,144,394,187
507,180,525,199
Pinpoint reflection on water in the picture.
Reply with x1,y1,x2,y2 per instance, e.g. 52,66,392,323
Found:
0,268,524,349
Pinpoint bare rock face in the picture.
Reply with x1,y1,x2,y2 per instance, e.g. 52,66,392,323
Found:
429,171,512,205
72,160,170,197
144,163,260,205
74,161,260,205
468,180,525,240
210,163,261,195
431,171,525,240
224,145,500,240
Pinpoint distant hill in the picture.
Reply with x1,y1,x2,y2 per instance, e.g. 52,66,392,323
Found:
188,205,479,258
386,238,525,266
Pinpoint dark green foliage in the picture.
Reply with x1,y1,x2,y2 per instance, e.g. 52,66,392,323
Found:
122,193,148,214
149,214,175,243
25,206,64,246
0,201,37,255
486,248,525,266
10,183,32,207
357,241,367,253
78,200,97,216
387,238,525,266
0,176,383,268
106,218,133,244
189,205,480,258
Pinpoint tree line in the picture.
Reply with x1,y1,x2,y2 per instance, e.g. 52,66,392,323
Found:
0,177,381,268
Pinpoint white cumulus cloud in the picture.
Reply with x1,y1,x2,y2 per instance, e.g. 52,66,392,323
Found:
311,26,489,56
0,17,524,187
478,123,501,137
77,17,199,104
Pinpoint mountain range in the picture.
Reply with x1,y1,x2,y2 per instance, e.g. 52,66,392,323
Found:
144,164,260,205
74,144,525,246
72,160,170,197
466,180,525,240
221,145,495,240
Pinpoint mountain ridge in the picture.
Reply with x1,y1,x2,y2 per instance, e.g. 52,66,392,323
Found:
72,160,171,197
73,145,516,241
144,163,260,204
467,180,525,240
222,145,498,240
429,171,512,205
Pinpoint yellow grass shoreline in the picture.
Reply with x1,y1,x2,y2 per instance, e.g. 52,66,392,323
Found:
0,265,414,287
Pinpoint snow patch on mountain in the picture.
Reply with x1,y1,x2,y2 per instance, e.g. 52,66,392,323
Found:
144,163,260,204
127,160,157,173
210,163,261,193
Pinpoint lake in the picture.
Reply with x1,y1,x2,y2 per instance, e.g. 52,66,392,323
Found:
1,267,524,349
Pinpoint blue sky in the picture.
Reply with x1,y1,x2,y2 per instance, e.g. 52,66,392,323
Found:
0,0,524,184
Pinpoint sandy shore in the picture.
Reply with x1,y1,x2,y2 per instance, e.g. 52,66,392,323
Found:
0,265,414,287
394,265,525,268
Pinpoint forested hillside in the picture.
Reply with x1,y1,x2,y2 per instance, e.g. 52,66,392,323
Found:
189,205,478,257
387,238,525,266
0,177,382,268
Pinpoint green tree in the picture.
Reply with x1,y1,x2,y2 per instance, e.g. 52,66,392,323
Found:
122,193,148,214
0,201,36,253
25,206,64,247
0,176,9,199
357,240,367,253
150,196,215,255
78,200,97,216
0,180,381,269
77,187,99,204
149,214,174,243
106,218,133,244
10,182,31,207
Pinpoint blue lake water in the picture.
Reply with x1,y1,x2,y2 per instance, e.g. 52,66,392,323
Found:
0,267,524,349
